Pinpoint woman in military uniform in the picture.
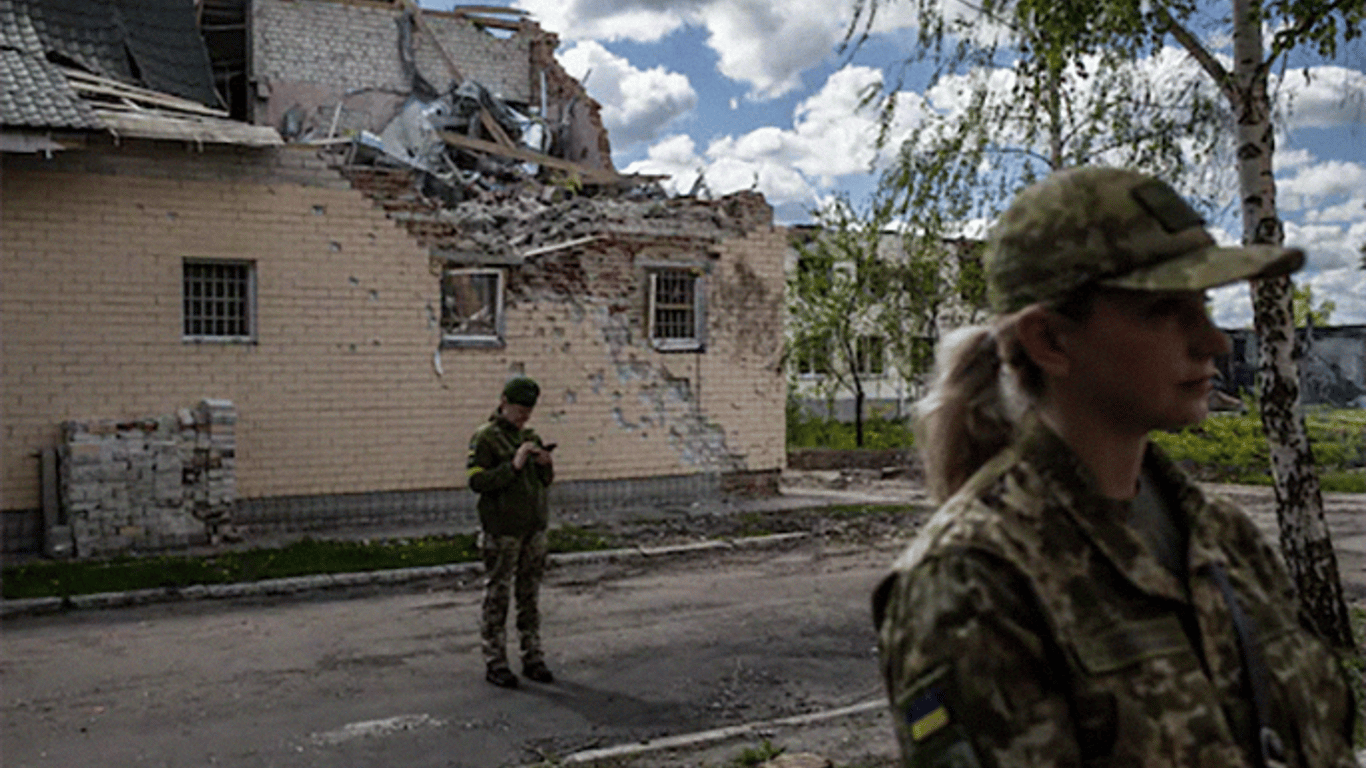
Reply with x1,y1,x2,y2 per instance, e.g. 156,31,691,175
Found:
875,167,1357,768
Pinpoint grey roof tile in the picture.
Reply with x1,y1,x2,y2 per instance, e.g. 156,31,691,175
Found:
0,0,102,129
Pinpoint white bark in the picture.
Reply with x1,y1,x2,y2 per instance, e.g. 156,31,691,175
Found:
1233,0,1352,647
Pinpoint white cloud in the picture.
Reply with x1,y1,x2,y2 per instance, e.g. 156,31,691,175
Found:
516,0,847,100
512,0,695,43
622,133,707,193
1306,268,1366,325
557,41,697,149
694,4,844,99
1278,160,1366,211
1210,282,1254,329
1274,66,1366,130
1276,147,1316,171
623,65,926,210
1287,220,1364,271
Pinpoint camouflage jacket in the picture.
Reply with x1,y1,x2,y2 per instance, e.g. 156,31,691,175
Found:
467,412,553,537
874,421,1355,768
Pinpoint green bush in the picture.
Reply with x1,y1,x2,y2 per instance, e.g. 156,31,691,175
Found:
1150,406,1366,485
786,399,915,450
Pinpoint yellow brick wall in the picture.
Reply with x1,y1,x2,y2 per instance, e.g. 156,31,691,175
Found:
1,147,785,512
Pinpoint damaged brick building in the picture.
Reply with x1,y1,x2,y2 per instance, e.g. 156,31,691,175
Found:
1,0,787,559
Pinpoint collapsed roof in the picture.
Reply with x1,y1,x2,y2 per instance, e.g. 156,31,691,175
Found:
0,0,278,148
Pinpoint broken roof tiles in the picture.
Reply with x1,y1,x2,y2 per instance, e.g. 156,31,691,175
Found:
22,0,220,107
0,0,100,129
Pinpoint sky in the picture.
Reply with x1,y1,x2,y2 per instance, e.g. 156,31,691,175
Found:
423,0,1366,328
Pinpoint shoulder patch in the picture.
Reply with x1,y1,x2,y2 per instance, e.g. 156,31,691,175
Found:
907,686,952,742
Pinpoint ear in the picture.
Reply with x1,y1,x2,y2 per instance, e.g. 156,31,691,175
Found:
1014,305,1072,379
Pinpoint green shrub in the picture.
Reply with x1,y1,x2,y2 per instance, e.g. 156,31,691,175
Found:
787,407,915,450
1150,406,1366,485
1321,470,1366,494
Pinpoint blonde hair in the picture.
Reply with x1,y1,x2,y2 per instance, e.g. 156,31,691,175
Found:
914,314,1048,503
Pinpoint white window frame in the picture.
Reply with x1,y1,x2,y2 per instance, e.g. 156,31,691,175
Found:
855,334,886,377
441,267,504,348
647,267,706,352
794,337,831,378
182,258,256,343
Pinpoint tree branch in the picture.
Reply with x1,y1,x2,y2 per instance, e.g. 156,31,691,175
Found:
1267,0,1358,62
1157,8,1239,104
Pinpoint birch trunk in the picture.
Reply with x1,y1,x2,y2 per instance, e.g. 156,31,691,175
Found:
1233,0,1353,647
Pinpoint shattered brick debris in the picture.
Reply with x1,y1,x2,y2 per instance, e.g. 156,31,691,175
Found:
55,400,239,559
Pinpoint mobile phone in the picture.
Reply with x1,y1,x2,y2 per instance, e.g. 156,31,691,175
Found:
542,443,557,451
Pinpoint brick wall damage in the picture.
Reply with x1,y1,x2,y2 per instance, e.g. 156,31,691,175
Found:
346,162,784,476
250,0,624,203
3,0,786,559
56,401,237,558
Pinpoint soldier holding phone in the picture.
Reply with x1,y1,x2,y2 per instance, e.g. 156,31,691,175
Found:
467,376,556,688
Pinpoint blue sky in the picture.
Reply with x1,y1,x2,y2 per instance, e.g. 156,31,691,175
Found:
422,1,1366,327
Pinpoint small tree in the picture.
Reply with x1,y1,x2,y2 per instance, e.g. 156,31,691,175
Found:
788,198,886,446
1293,284,1336,328
788,198,982,444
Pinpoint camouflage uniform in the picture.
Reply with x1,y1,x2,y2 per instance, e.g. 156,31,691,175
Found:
468,409,553,672
873,419,1356,768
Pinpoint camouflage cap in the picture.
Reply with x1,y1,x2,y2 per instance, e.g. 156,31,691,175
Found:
985,167,1304,313
502,376,540,407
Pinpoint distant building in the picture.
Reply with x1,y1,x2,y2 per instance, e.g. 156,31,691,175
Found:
785,226,987,423
1219,326,1366,408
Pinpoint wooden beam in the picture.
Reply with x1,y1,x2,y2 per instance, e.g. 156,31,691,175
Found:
61,67,228,118
460,16,522,31
479,109,516,149
400,0,463,83
451,5,528,15
438,130,627,185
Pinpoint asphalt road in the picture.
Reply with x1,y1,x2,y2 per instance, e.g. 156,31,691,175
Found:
1,541,899,768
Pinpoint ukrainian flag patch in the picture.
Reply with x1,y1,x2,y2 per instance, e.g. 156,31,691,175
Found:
907,687,951,742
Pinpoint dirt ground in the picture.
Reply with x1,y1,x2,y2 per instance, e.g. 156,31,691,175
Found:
776,468,1366,599
6,471,1364,768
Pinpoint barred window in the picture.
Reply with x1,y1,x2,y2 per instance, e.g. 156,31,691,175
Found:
183,259,254,341
648,268,705,351
442,268,503,346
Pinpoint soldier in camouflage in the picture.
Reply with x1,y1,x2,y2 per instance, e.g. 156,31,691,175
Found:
874,167,1356,767
468,376,556,688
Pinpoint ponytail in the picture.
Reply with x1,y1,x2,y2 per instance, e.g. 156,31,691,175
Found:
915,319,1038,503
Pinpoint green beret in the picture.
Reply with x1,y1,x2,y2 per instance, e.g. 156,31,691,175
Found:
502,376,540,407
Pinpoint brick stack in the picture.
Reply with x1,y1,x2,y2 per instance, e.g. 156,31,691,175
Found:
187,399,237,536
57,400,237,558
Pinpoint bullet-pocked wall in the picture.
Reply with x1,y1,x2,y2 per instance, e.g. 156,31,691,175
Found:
1,143,786,550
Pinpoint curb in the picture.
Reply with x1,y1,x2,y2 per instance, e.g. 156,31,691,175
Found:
559,699,885,764
1,532,810,619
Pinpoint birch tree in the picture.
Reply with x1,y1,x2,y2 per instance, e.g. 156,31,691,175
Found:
850,0,1364,646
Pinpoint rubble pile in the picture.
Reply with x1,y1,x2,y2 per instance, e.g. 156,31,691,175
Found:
56,400,238,558
341,160,770,262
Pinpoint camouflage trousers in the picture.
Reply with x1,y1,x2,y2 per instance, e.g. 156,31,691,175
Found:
479,530,547,671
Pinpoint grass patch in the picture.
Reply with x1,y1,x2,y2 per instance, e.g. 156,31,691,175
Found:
729,740,784,768
1150,406,1366,486
2,525,624,601
1349,606,1366,748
